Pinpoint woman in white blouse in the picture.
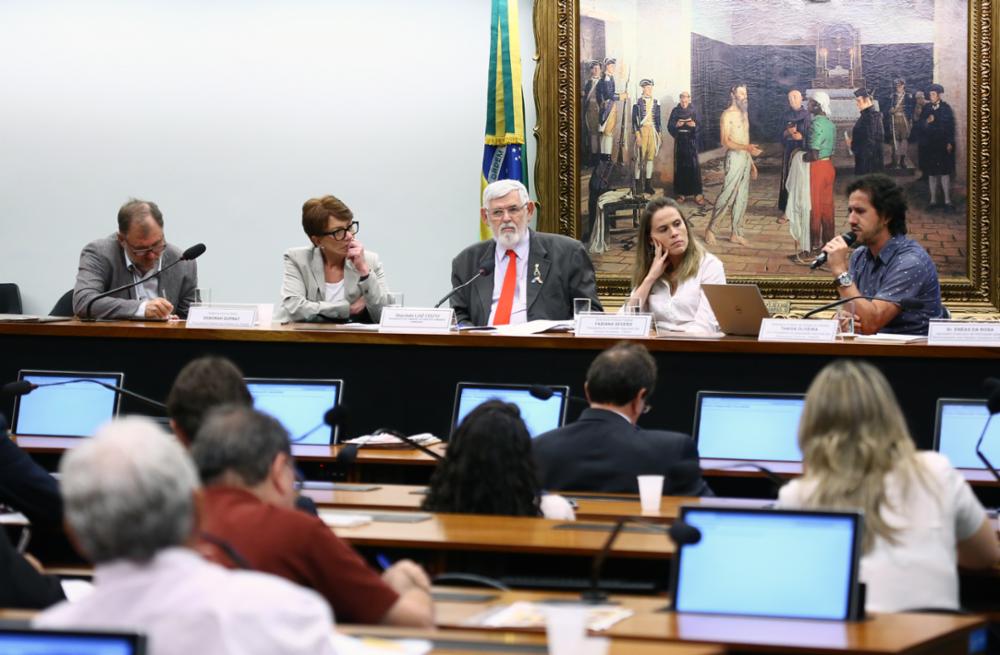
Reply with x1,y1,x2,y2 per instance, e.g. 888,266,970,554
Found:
276,194,389,323
625,197,724,333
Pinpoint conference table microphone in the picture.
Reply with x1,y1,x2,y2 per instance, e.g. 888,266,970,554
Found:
809,232,856,269
293,405,350,444
82,243,207,320
1,378,167,412
975,377,1000,481
802,295,923,319
434,261,495,308
528,384,588,406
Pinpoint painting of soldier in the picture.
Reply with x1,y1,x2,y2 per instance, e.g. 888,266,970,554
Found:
884,78,916,170
915,83,956,211
596,58,627,162
846,87,884,175
582,60,603,167
632,79,662,195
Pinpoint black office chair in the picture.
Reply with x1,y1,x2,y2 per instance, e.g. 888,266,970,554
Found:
0,283,22,314
50,289,75,317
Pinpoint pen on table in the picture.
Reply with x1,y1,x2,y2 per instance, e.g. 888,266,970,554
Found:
375,553,393,571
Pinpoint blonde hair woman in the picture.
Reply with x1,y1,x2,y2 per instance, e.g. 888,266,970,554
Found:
624,197,724,333
779,360,1000,612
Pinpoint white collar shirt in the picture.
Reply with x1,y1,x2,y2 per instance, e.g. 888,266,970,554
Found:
488,233,531,325
122,247,163,318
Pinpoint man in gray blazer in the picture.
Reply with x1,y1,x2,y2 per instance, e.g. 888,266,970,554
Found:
450,179,602,327
73,199,198,319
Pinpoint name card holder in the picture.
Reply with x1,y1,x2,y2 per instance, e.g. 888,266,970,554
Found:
928,320,1000,347
186,303,258,329
575,312,652,338
379,307,454,334
758,318,838,342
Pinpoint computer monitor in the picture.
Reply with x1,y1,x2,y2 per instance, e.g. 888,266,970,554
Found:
693,391,805,462
670,506,863,620
0,626,145,655
245,377,343,445
11,369,124,438
452,382,569,437
934,398,1000,469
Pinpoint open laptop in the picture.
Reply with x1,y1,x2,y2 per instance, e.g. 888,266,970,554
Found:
452,382,569,437
0,626,146,655
693,391,805,462
245,377,343,445
701,284,770,336
11,369,124,438
670,505,863,620
934,398,1000,469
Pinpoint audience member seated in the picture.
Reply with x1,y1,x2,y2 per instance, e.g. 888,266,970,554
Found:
276,194,389,323
165,355,253,446
72,198,198,320
35,417,336,655
534,342,711,496
0,528,64,610
422,400,575,519
191,405,434,627
623,197,725,334
778,359,1000,612
450,179,602,326
0,414,62,527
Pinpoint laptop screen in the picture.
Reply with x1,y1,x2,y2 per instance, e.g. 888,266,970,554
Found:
671,506,862,620
11,370,123,438
934,398,1000,469
0,627,145,655
693,391,805,462
245,378,343,445
452,382,569,437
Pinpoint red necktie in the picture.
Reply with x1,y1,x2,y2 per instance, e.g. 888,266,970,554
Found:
492,250,517,325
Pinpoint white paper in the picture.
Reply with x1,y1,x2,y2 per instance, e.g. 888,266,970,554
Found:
319,512,373,527
493,319,573,335
928,320,1000,346
575,313,652,337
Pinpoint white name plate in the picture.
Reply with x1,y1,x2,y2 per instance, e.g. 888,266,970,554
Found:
379,307,454,333
575,312,652,337
758,318,838,342
928,320,1000,347
186,305,258,329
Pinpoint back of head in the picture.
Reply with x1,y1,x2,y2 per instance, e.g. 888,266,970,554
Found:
423,400,539,516
586,342,657,406
166,356,252,444
60,417,199,564
191,405,291,488
117,198,164,234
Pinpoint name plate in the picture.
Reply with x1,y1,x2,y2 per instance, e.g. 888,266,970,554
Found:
186,305,258,329
758,318,838,342
575,312,652,337
379,307,454,333
928,320,1000,347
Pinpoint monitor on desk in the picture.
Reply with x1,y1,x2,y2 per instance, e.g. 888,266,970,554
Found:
452,382,568,437
693,391,805,462
0,626,146,654
934,398,1000,469
246,377,343,445
11,369,124,438
671,506,863,620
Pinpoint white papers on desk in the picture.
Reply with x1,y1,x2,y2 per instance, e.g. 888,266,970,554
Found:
332,633,431,655
61,579,95,602
493,320,574,336
319,512,373,528
467,601,633,632
345,433,441,447
853,333,926,344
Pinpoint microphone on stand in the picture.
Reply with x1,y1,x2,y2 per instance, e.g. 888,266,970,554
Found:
435,261,495,309
802,296,922,319
292,405,349,444
528,384,588,406
809,232,857,269
82,243,207,320
975,378,1000,481
1,378,166,412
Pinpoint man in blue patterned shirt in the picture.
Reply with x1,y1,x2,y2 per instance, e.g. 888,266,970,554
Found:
821,174,943,334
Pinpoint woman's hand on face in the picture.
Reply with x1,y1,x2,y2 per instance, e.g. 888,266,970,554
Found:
646,241,670,281
346,239,370,276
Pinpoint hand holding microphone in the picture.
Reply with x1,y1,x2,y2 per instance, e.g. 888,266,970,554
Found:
811,231,857,270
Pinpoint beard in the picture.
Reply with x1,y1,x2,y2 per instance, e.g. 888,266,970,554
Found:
736,97,748,113
494,222,527,249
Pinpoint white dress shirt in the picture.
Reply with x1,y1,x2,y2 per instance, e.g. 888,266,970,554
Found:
487,236,530,325
123,248,163,318
628,252,725,334
35,547,337,655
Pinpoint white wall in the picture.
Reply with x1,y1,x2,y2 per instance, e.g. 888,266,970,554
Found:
0,0,536,314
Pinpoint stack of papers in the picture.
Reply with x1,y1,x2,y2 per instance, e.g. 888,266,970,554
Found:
468,601,633,632
345,433,441,448
854,333,926,344
319,512,373,528
493,320,574,336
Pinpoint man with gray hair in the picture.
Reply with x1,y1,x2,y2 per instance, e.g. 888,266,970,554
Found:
35,417,336,655
192,405,435,627
450,179,602,326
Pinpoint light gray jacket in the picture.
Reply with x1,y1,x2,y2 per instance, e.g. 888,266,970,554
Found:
276,246,388,323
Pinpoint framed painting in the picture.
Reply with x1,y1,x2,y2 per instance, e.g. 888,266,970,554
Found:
533,0,998,314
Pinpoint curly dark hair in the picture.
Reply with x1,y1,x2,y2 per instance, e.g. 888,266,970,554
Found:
422,400,541,517
846,174,908,236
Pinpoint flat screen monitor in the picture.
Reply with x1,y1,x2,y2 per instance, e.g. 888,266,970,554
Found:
670,506,862,620
452,382,569,437
11,369,124,438
245,378,343,445
934,398,1000,469
693,391,805,462
0,626,145,655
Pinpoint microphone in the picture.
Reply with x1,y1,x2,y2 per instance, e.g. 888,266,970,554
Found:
975,377,1000,481
370,428,445,461
712,462,788,497
292,405,350,444
667,520,702,546
802,295,923,319
435,261,495,308
528,384,588,406
582,516,667,603
83,243,207,319
809,232,857,269
2,378,166,411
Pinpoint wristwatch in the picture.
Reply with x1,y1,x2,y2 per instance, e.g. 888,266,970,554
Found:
835,271,854,288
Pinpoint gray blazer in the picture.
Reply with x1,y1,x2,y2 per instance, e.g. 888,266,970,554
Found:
72,235,198,319
276,246,388,323
449,230,602,326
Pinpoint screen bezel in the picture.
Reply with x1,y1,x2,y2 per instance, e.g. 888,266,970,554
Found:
11,369,124,438
933,397,988,468
451,381,570,437
244,377,344,444
692,390,806,463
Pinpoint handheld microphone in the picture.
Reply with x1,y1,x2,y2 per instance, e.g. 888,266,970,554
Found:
809,232,857,269
82,243,207,319
975,377,1000,481
1,378,166,411
435,261,495,308
527,384,588,406
802,295,923,319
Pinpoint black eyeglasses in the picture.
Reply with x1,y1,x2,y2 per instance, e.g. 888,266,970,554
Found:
315,222,359,241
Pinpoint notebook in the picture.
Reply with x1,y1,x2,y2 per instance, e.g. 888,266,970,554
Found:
670,505,863,620
933,398,1000,469
701,284,770,336
11,369,123,438
451,382,569,437
246,377,343,445
693,391,805,462
0,626,146,654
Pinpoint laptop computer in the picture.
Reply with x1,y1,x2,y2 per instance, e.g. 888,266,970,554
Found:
701,284,770,336
11,370,124,438
0,626,146,655
670,505,863,620
693,391,805,462
451,382,569,437
245,377,343,445
934,398,1000,469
